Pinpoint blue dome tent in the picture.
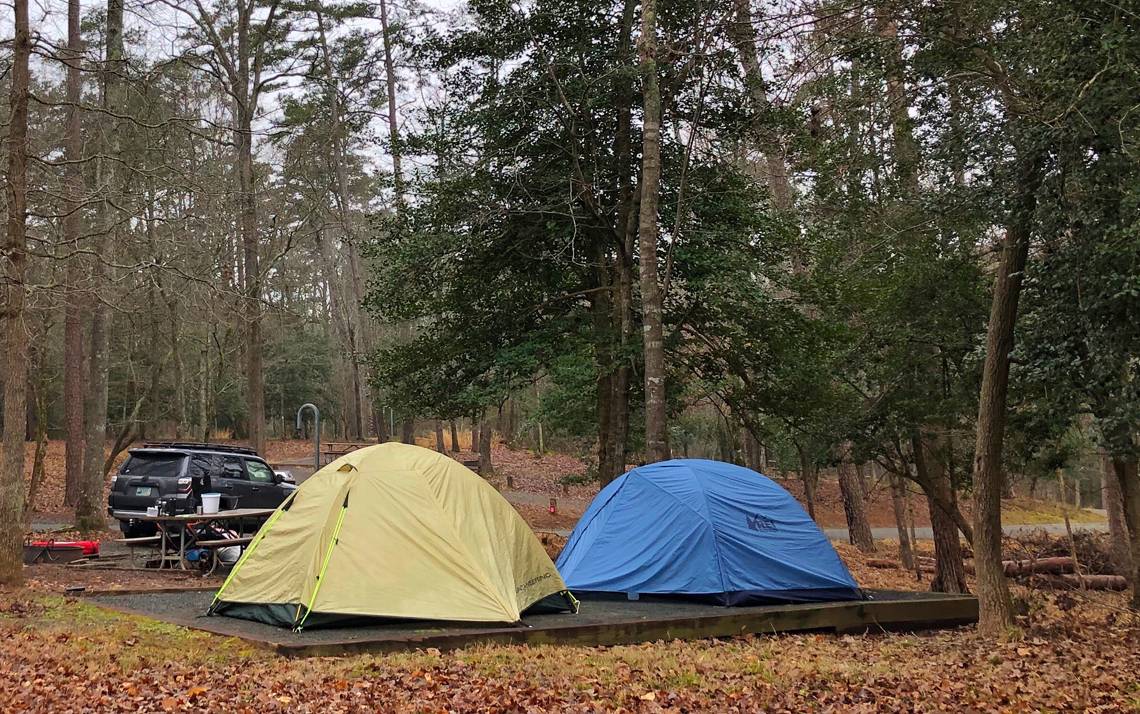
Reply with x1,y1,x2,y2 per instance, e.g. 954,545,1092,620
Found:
556,459,862,604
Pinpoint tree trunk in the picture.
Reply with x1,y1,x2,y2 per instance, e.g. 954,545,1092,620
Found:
729,0,794,215
314,224,359,443
890,472,916,571
604,0,636,486
62,0,86,507
24,392,49,521
838,457,875,553
478,413,493,475
76,289,110,532
400,418,415,445
913,432,967,594
878,14,919,191
1112,457,1140,608
1002,473,1016,499
230,2,267,456
971,152,1040,633
854,461,871,500
592,264,616,482
743,430,763,473
471,418,479,454
449,420,460,453
434,420,445,452
376,405,389,442
378,0,403,198
797,444,818,523
607,264,633,480
315,3,368,441
76,0,123,533
239,112,265,456
0,0,31,584
636,0,669,463
1102,454,1132,577
197,345,210,441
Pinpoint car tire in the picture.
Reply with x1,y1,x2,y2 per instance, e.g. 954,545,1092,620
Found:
119,520,157,538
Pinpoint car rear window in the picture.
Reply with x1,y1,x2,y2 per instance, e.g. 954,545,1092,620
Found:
121,453,186,478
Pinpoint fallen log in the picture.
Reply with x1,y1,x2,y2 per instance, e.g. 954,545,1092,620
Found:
867,559,900,569
1056,574,1128,590
864,558,936,574
1003,557,1076,576
963,557,1078,576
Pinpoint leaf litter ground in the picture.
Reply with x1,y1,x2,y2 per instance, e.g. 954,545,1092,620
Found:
4,545,1138,712
12,440,1131,711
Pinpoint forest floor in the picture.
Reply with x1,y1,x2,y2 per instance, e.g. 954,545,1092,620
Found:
4,538,1139,712
11,439,1136,711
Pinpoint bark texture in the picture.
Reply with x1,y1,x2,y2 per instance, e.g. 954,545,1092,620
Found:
1112,457,1140,609
0,0,31,584
636,0,670,463
839,460,876,553
1102,454,1132,577
913,433,968,594
315,4,369,440
796,445,818,523
62,0,86,507
478,416,493,475
76,0,124,532
890,472,916,570
971,154,1039,633
729,0,794,214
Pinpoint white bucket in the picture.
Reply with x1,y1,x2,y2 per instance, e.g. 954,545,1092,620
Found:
201,493,222,515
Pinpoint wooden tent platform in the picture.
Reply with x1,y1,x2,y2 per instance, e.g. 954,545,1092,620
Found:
87,589,977,657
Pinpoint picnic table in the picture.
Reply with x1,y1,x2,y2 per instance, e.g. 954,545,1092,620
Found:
115,508,275,571
320,441,372,466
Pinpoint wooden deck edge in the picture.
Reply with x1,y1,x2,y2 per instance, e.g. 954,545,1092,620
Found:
85,592,978,658
271,595,979,658
76,585,219,596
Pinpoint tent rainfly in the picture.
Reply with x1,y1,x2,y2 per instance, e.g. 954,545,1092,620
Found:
209,443,577,629
555,459,863,604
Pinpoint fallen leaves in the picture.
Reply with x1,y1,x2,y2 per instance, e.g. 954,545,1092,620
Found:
10,439,1138,712
2,584,1139,713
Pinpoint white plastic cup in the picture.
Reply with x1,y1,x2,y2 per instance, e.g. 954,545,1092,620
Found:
146,506,159,517
200,493,222,515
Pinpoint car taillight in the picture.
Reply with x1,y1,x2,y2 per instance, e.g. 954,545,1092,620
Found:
177,477,191,493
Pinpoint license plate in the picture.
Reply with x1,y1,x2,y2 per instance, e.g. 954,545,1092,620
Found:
135,486,155,497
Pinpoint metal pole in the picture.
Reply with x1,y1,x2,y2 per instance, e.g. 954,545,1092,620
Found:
296,403,320,468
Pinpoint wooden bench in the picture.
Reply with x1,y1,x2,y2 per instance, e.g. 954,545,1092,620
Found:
195,537,254,548
111,535,163,567
112,536,162,546
195,536,255,574
321,441,373,465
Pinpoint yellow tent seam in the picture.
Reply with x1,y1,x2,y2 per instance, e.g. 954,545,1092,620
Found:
296,502,348,629
417,460,520,621
210,496,291,609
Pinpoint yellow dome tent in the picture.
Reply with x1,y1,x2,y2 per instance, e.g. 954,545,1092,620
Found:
208,443,576,629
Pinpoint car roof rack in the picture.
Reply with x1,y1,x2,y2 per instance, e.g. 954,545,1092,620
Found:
140,441,259,456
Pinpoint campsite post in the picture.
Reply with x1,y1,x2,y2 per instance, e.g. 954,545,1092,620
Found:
296,403,320,468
